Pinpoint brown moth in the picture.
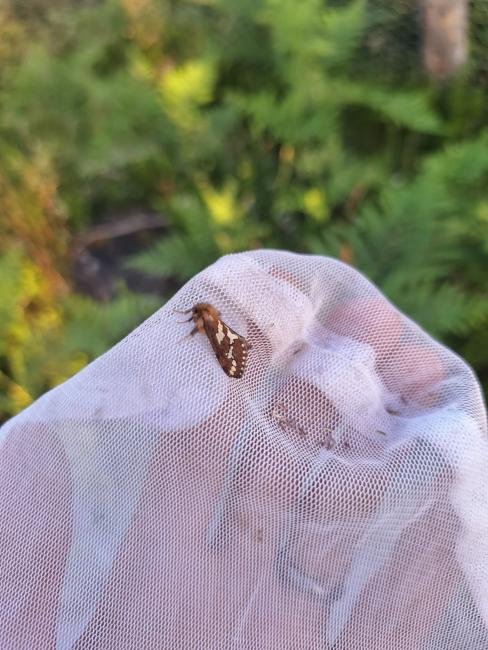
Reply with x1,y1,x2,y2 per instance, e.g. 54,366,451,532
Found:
175,303,248,378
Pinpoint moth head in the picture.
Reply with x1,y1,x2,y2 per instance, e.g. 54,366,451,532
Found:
192,303,221,321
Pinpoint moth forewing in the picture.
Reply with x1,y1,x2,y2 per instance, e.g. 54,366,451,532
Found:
178,302,249,378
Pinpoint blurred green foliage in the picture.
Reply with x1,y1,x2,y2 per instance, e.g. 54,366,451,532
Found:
0,0,487,421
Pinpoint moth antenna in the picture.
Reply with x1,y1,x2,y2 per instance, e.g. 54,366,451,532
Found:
176,317,194,324
173,307,193,315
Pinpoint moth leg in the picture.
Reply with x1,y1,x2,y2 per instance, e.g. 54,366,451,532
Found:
176,316,194,324
179,325,199,342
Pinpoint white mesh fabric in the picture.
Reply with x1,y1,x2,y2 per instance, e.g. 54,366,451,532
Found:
1,249,487,650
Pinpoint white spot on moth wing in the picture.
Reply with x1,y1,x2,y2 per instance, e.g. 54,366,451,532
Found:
215,321,225,344
226,348,234,360
226,330,239,343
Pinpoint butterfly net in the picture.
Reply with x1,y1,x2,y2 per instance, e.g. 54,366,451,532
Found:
1,249,487,649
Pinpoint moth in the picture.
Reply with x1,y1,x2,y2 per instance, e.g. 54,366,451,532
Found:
175,302,249,378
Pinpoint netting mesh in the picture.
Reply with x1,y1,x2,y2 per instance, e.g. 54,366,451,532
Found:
1,250,487,649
